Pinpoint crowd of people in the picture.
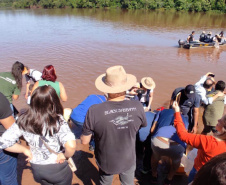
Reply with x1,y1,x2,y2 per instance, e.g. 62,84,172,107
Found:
0,62,226,185
187,30,225,43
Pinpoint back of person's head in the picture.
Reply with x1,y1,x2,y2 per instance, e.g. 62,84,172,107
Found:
11,61,24,90
18,85,63,136
215,81,225,92
41,65,57,82
192,152,226,185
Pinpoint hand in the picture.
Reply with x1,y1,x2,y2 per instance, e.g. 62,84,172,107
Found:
206,72,214,77
191,126,198,134
172,101,180,112
56,153,66,164
144,107,150,112
25,94,28,99
217,92,225,97
23,148,32,162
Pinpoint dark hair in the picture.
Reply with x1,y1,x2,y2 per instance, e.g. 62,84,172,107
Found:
192,152,226,185
215,81,225,92
203,79,214,89
18,85,63,136
11,61,24,90
29,84,34,91
41,65,57,82
192,31,195,34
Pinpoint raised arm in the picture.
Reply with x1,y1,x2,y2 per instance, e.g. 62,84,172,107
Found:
172,101,211,150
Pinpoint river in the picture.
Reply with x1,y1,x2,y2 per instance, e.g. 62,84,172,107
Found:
0,9,226,110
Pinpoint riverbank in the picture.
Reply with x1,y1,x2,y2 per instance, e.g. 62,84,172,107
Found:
1,0,225,13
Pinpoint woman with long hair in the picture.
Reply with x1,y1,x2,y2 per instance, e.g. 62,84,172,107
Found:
31,65,67,101
0,86,76,185
172,101,226,183
0,61,25,105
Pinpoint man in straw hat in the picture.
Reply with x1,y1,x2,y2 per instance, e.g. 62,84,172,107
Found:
138,77,156,112
81,65,147,185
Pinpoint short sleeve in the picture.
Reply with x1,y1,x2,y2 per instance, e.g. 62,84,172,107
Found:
194,95,201,108
13,86,21,95
82,107,94,136
0,93,12,119
57,117,76,146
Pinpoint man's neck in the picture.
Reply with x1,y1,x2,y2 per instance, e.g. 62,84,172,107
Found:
108,95,125,102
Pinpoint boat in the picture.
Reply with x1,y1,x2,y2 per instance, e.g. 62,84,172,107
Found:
178,40,226,49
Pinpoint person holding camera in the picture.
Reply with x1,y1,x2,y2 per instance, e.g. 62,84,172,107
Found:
194,72,219,105
137,77,156,112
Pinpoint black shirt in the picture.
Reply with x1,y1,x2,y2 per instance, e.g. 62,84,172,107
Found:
0,92,13,136
83,100,147,174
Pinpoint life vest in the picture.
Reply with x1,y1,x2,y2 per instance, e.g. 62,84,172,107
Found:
199,33,206,42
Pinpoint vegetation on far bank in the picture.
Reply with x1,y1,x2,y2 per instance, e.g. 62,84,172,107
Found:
0,0,225,13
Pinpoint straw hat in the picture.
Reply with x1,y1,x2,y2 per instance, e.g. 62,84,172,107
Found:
95,65,137,93
141,77,156,90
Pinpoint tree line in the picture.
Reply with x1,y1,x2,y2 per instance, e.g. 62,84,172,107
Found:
0,0,225,12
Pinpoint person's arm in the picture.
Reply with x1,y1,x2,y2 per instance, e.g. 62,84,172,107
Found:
30,81,39,97
145,91,153,111
0,123,23,149
81,134,92,145
59,82,68,102
4,143,32,162
187,35,191,42
172,102,211,149
25,82,30,99
192,107,199,134
0,115,15,129
12,94,19,100
81,107,94,144
207,92,225,104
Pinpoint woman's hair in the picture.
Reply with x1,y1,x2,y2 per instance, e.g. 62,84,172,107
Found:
41,65,57,82
214,115,226,141
11,61,24,90
192,152,226,185
18,85,63,136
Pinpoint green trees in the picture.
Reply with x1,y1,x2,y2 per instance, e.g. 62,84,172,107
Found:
0,0,225,12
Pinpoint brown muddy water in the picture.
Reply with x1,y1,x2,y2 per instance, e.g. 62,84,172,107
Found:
0,9,226,111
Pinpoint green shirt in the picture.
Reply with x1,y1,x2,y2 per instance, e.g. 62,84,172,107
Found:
38,80,60,97
0,72,21,103
203,90,225,127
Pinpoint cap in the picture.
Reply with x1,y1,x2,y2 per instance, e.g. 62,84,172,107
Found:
185,85,195,98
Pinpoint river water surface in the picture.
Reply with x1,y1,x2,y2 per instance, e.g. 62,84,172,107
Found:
0,9,226,110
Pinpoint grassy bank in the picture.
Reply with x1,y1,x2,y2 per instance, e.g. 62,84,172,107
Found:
0,0,225,13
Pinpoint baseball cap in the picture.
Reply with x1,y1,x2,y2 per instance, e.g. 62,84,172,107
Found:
184,85,196,98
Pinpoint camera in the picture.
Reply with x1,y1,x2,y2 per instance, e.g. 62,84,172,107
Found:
136,89,145,94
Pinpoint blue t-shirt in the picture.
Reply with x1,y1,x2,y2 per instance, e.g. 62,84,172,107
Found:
139,111,156,142
70,95,106,124
152,109,189,149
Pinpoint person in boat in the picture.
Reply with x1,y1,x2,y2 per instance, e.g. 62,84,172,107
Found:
187,31,195,43
218,31,224,43
204,31,213,43
199,31,206,42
